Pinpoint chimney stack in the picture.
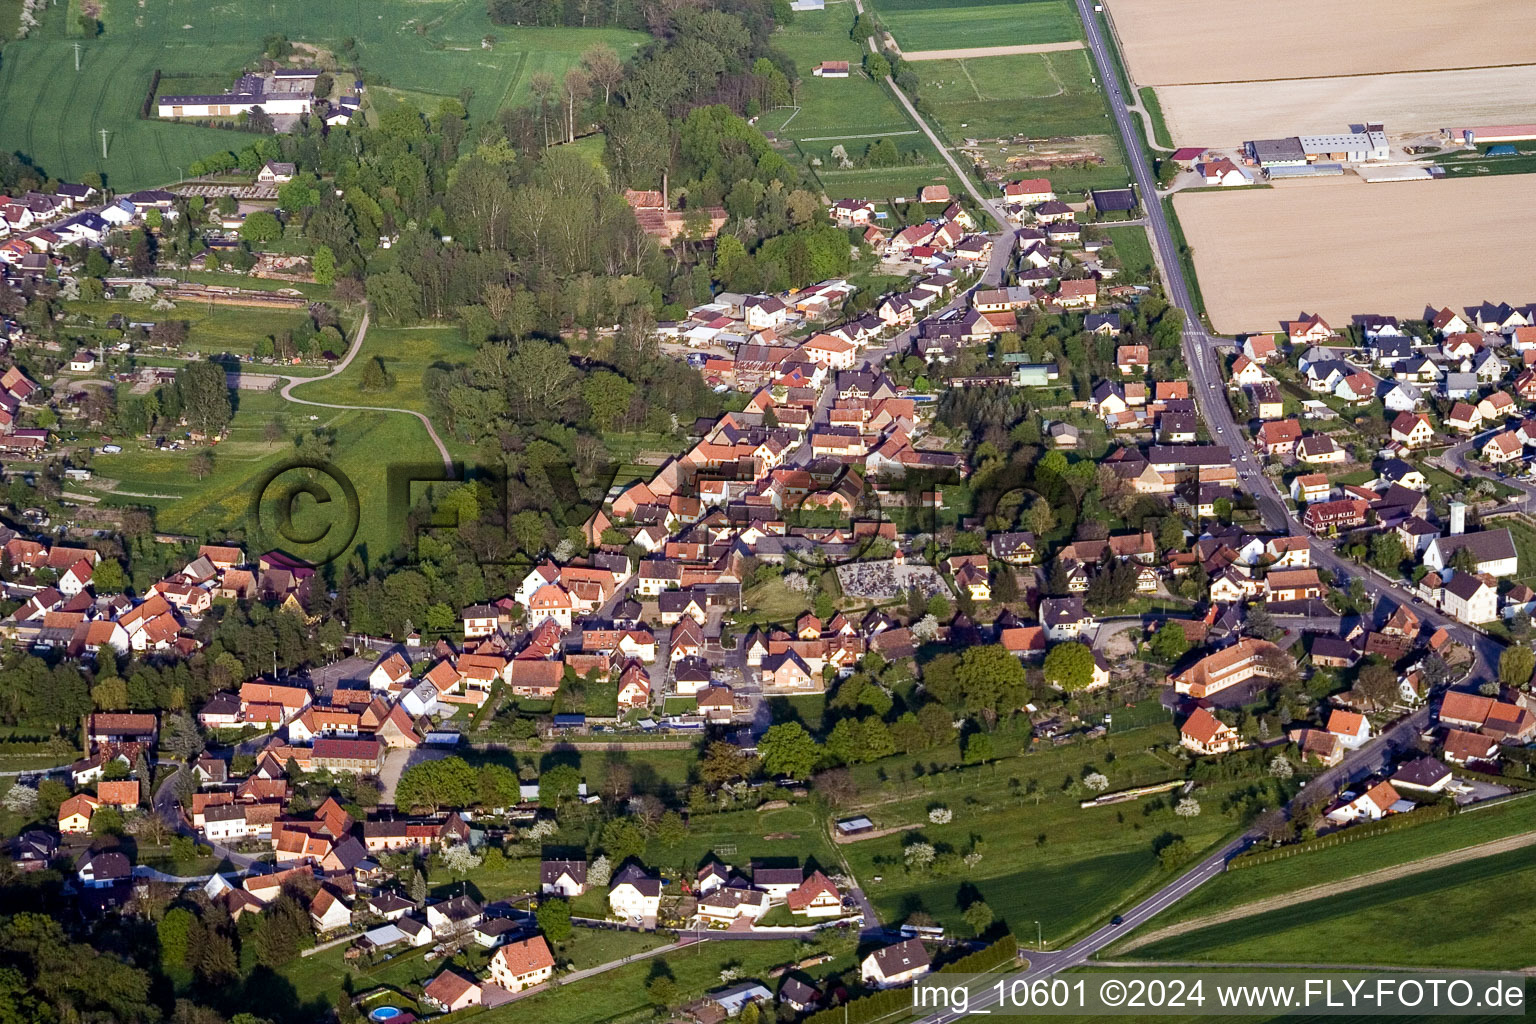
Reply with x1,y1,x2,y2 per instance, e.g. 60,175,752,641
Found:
1450,500,1466,536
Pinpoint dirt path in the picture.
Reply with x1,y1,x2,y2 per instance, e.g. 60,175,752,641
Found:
899,41,1086,61
1117,829,1536,953
278,307,453,469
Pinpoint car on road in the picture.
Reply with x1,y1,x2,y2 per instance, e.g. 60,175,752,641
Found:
1110,915,1124,925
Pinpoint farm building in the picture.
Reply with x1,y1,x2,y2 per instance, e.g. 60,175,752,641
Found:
157,70,320,118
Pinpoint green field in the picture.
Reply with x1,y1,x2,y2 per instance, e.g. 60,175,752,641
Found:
837,724,1250,943
290,324,474,416
771,2,958,202
1502,517,1536,586
62,297,325,359
1131,846,1536,968
877,0,1081,52
915,49,1111,141
1104,224,1153,279
1119,795,1536,940
83,390,433,569
0,0,644,190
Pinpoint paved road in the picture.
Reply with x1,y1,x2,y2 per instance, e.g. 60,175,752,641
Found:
1070,0,1500,685
276,308,454,469
904,11,1508,1019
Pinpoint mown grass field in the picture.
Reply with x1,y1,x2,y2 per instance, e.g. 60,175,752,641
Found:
1119,795,1536,939
62,297,325,358
771,3,959,202
875,0,1081,52
0,0,643,190
291,324,474,415
83,390,429,570
1104,224,1153,278
1130,846,1536,968
916,48,1111,140
837,724,1250,942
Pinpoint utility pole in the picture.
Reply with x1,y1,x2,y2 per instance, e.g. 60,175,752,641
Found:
1036,920,1042,951
98,129,109,159
74,43,81,71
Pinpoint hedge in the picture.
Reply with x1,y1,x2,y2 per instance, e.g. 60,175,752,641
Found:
141,70,162,120
1227,803,1455,870
801,937,1018,1024
937,935,1019,974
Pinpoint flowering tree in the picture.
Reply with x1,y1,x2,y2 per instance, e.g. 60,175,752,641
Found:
928,806,952,824
1175,798,1202,818
1083,773,1109,793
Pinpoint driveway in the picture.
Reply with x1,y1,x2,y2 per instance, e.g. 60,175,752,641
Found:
378,745,451,806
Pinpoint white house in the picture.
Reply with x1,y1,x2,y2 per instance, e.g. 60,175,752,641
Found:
1423,529,1518,577
1438,571,1497,624
609,873,662,925
861,939,931,988
1326,780,1408,824
1325,709,1371,749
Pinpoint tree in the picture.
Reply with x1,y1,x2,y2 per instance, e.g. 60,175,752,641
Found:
159,907,194,970
1042,641,1095,692
1355,660,1399,709
91,558,126,594
188,451,214,480
312,245,336,286
759,721,819,779
441,842,482,877
1175,797,1201,818
1369,531,1408,575
1146,622,1189,663
962,732,994,764
1025,497,1056,537
240,211,283,244
657,810,688,847
700,740,750,786
1501,645,1535,687
1268,755,1294,779
177,360,233,438
1157,837,1190,869
961,900,993,936
1082,772,1109,792
539,763,581,807
600,816,648,862
647,972,678,1008
863,52,891,78
537,897,573,944
359,356,395,392
409,869,428,905
1244,604,1282,641
582,371,635,432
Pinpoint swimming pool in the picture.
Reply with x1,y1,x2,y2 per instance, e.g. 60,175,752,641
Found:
369,1009,403,1023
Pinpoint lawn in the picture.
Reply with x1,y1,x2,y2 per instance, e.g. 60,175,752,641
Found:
771,2,960,202
1130,846,1536,968
875,0,1081,52
0,0,645,190
1138,86,1172,149
62,298,325,359
477,939,834,1024
836,724,1250,943
291,324,474,417
915,49,1113,141
1115,794,1536,940
641,803,840,878
82,390,436,571
1103,224,1153,279
739,576,814,626
1502,517,1536,585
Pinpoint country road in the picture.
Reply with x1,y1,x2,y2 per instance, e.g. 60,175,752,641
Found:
276,307,454,470
908,2,1508,1014
1116,826,1536,953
